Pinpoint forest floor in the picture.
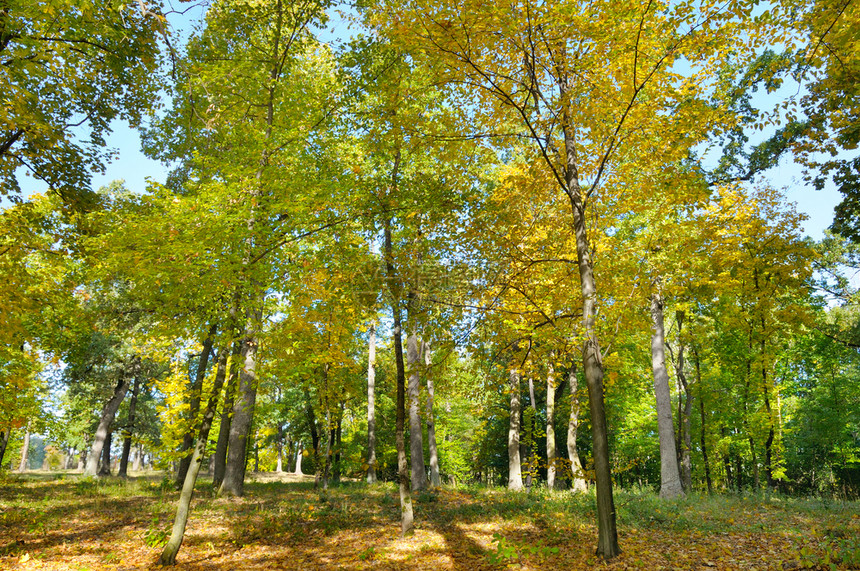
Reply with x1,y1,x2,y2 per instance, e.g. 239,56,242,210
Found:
1,471,859,571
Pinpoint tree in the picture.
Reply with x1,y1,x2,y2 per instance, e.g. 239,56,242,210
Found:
0,0,163,208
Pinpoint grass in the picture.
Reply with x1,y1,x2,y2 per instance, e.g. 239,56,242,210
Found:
1,470,858,570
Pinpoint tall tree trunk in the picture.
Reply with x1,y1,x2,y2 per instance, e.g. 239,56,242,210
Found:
385,208,413,536
177,324,217,488
742,355,759,491
99,431,113,476
525,376,538,491
276,424,284,473
84,356,139,477
761,338,776,489
320,366,333,490
692,346,713,494
0,427,9,469
508,368,523,490
424,341,441,488
672,310,693,492
407,324,426,491
219,333,259,497
567,366,588,492
17,424,30,472
212,340,241,488
295,443,303,475
650,291,684,499
133,443,143,472
305,393,321,480
159,341,229,565
546,360,557,490
333,400,344,482
367,323,378,484
561,100,619,557
749,436,760,491
118,374,141,477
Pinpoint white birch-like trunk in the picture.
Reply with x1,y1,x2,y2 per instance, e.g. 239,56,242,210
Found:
367,324,377,483
295,444,303,475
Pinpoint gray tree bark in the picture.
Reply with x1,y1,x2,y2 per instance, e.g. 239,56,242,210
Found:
276,424,284,473
17,424,30,472
546,361,557,490
508,368,523,490
424,341,441,488
295,443,303,475
84,356,139,477
218,334,259,497
385,207,413,536
177,324,217,488
561,94,619,557
407,327,426,491
118,374,141,477
98,431,113,476
0,427,10,469
133,442,143,472
159,343,229,565
366,323,378,484
567,366,588,492
650,291,685,499
212,340,241,488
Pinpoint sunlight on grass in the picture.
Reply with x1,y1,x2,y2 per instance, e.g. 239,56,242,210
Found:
1,473,858,570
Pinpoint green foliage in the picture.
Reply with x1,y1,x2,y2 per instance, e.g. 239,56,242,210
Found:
0,0,163,207
486,532,559,566
142,517,169,548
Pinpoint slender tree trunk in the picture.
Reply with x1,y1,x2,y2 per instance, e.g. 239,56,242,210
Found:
367,323,378,484
407,325,426,491
692,346,712,494
567,366,588,492
561,100,619,557
424,341,441,488
84,356,139,477
650,291,685,499
133,443,143,472
212,341,241,488
0,427,9,469
118,374,141,478
321,367,333,490
546,360,557,490
295,443,303,475
508,368,523,490
219,334,259,497
99,431,113,476
159,343,229,565
276,424,284,473
525,376,538,491
17,424,30,472
671,310,693,492
761,343,776,489
305,393,321,483
749,436,759,491
334,400,344,482
385,207,414,536
177,324,217,488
